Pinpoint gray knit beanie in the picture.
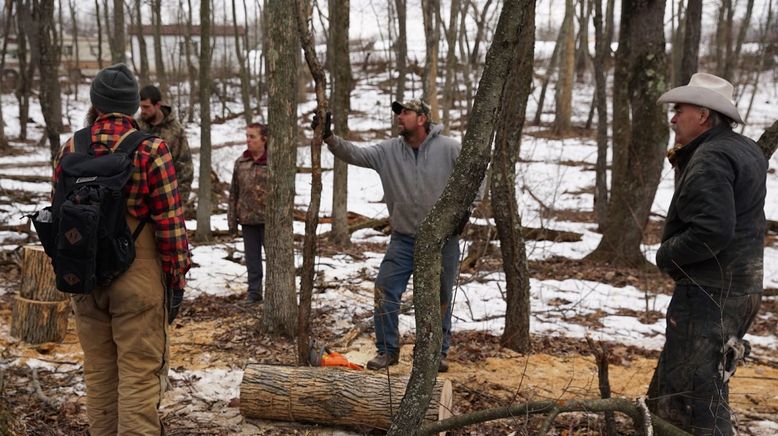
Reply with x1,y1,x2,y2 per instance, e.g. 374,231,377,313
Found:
90,64,140,116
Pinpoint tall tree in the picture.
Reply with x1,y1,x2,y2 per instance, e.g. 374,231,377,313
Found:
388,1,530,431
152,0,169,100
31,0,63,161
327,0,352,247
592,0,609,229
195,0,213,243
715,0,735,81
67,0,81,99
394,0,407,118
677,0,702,86
729,0,755,85
586,0,668,267
112,0,126,63
232,0,252,124
263,0,299,337
183,0,198,123
574,0,591,82
421,0,440,121
493,0,535,354
15,0,33,141
94,0,104,69
553,0,575,136
134,0,150,85
0,1,12,151
440,0,460,134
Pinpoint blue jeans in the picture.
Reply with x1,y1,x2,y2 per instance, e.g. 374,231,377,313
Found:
373,232,460,357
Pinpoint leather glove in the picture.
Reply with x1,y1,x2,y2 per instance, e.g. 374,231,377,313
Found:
310,112,333,139
168,288,184,324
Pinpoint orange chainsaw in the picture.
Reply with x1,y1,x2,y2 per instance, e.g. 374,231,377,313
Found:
308,339,364,370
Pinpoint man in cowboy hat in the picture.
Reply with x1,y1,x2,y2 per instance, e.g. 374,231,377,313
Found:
311,99,464,373
648,72,767,435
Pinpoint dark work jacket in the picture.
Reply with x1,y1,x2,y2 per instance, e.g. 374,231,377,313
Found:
656,124,767,293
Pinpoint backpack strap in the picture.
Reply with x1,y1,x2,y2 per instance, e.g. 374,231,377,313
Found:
73,127,92,154
114,130,156,241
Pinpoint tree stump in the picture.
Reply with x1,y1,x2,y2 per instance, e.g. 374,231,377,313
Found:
10,245,70,344
240,364,453,430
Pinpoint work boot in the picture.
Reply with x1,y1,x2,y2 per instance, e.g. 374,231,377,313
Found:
366,352,399,370
247,291,263,304
438,357,449,373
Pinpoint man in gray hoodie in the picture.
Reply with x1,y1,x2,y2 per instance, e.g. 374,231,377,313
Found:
313,99,462,372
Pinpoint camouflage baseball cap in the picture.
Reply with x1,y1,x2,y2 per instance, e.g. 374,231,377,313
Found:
391,99,431,115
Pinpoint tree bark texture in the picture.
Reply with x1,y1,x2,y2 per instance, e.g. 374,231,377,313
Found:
32,0,63,161
757,119,778,159
393,0,407,132
240,364,453,430
492,0,535,353
441,0,460,135
152,0,169,100
11,246,69,344
264,0,299,337
0,1,11,151
328,0,352,248
587,0,669,267
677,0,701,87
592,0,609,229
15,1,33,142
195,0,213,243
296,0,326,364
388,2,528,433
421,0,440,121
553,0,575,136
232,0,253,125
111,0,126,63
94,0,104,69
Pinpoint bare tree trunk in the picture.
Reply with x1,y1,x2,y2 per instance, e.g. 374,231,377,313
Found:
421,0,440,121
134,0,150,85
328,0,352,248
532,23,563,125
152,0,169,100
15,1,33,142
493,0,534,354
586,0,668,267
388,1,529,432
741,0,774,127
670,0,684,87
604,0,615,58
593,0,609,230
66,0,80,101
295,0,327,365
112,0,126,63
195,0,213,243
715,0,735,81
263,0,299,337
94,0,104,69
0,1,12,151
678,0,701,86
553,0,575,136
394,0,407,110
574,0,591,82
731,0,755,86
184,0,198,123
31,0,62,161
441,0,460,134
232,0,252,124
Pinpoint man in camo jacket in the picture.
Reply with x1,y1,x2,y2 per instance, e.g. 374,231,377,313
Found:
138,85,194,207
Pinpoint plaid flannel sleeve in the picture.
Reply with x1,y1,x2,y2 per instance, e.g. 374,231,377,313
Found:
136,138,191,290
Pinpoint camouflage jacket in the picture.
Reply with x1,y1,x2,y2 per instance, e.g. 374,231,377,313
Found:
138,106,194,198
228,150,269,230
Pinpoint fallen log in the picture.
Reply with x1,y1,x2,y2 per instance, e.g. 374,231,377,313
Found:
10,245,70,344
240,364,453,430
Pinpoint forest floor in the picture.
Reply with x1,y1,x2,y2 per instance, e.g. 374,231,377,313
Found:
1,225,777,435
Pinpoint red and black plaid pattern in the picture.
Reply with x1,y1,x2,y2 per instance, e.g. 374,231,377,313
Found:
54,113,191,290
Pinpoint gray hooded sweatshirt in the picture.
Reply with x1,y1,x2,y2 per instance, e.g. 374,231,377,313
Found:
325,124,461,237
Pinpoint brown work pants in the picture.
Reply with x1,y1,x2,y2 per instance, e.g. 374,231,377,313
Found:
72,218,169,436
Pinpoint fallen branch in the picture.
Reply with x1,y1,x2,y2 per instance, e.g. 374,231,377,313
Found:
418,398,691,436
636,396,654,436
31,367,59,409
586,336,616,435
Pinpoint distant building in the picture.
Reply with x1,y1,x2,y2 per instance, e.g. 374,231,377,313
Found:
129,24,248,77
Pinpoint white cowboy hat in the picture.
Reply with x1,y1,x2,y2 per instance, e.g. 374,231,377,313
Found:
657,72,744,125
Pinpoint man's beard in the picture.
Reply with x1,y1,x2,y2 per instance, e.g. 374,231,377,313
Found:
398,125,411,140
140,112,154,123
85,106,99,126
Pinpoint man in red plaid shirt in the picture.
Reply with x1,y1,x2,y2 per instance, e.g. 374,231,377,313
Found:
54,64,191,435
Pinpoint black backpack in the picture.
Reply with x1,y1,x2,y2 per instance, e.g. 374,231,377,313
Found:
31,127,154,294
